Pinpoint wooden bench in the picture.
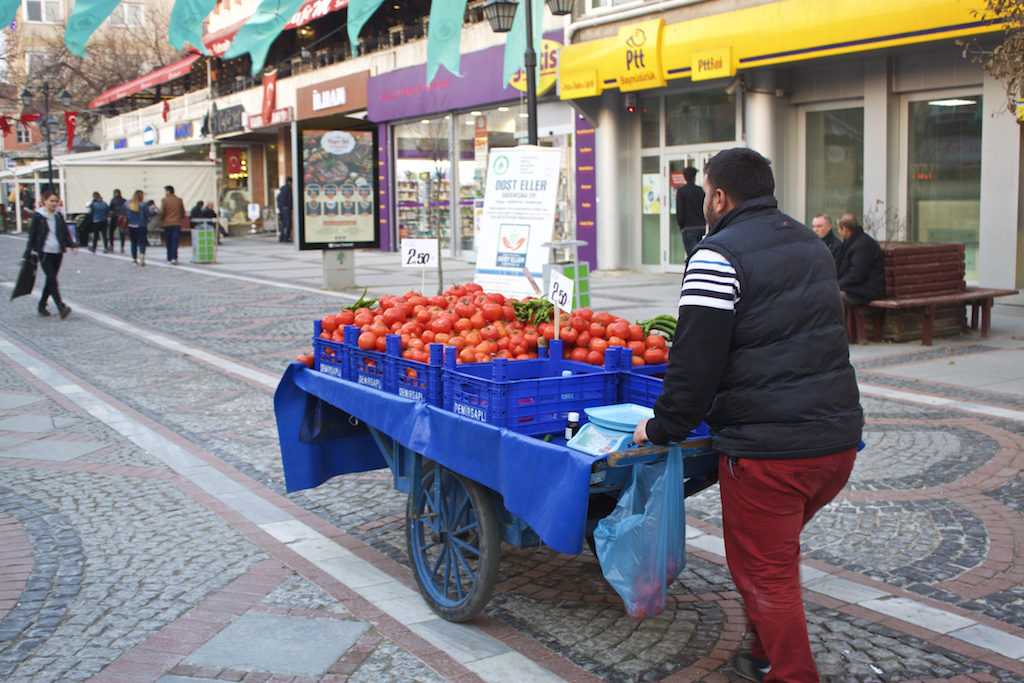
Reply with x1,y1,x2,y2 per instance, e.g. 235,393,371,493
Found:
847,287,1019,346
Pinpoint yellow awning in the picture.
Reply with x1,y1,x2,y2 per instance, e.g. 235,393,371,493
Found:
559,0,1004,99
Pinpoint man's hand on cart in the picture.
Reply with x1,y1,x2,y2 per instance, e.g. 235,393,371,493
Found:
633,418,650,445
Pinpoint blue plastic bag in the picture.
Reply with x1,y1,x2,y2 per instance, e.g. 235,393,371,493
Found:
593,443,685,619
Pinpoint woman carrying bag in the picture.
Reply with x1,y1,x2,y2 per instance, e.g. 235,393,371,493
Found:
24,190,77,318
125,190,155,266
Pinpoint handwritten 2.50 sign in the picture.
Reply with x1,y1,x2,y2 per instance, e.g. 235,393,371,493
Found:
401,238,437,268
548,270,575,313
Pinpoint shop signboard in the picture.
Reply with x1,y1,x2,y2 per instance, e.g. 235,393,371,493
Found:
211,105,245,136
367,31,563,122
296,72,369,120
247,107,293,130
474,146,560,297
297,127,378,250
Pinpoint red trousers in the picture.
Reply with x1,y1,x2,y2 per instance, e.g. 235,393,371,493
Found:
719,449,856,683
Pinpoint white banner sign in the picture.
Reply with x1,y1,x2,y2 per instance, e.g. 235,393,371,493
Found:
474,146,561,298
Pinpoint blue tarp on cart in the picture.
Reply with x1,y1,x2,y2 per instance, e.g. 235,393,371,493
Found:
275,362,602,555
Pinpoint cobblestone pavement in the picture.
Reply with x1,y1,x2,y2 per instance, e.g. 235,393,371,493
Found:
1,233,1023,682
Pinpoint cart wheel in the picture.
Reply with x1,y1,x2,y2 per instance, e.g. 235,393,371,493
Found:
406,463,499,622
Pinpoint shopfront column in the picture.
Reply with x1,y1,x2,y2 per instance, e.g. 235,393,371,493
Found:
595,90,634,271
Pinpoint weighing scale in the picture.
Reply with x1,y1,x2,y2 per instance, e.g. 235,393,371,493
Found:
567,403,654,457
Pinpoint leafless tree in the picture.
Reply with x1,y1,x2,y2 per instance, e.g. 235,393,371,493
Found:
959,0,1024,120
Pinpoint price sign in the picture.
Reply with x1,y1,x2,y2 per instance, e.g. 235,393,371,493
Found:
247,203,261,221
401,238,438,268
548,270,574,313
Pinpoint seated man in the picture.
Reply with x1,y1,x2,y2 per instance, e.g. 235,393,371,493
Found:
835,213,885,305
811,213,842,259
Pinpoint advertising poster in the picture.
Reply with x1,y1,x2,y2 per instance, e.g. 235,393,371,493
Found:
474,147,561,297
300,129,376,248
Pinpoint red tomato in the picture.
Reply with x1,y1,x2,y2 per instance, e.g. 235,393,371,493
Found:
643,347,666,364
431,317,453,334
448,336,467,351
416,308,432,324
454,298,476,319
589,338,609,354
570,316,588,332
481,303,503,322
469,312,487,330
465,331,482,346
296,353,314,367
607,335,626,347
575,330,591,348
538,323,554,340
420,329,435,344
428,295,447,308
646,334,668,349
592,311,614,326
628,340,646,357
453,317,473,333
607,321,629,339
570,347,589,362
628,324,644,342
586,350,604,365
464,282,483,293
560,326,579,345
632,355,645,366
321,315,338,334
400,321,422,336
486,292,505,305
573,308,594,322
589,322,606,339
502,305,516,321
480,325,500,341
337,310,355,326
458,347,476,364
357,332,377,350
496,349,512,359
407,295,428,307
375,335,387,352
353,310,374,327
434,332,451,344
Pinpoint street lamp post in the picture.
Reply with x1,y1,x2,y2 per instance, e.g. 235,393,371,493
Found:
484,0,572,146
20,84,72,194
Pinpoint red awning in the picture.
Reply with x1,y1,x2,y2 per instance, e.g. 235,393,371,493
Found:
202,0,349,57
89,53,202,109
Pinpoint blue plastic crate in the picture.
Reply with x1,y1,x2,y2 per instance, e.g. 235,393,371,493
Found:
343,325,388,392
442,340,619,436
389,339,445,406
312,320,347,379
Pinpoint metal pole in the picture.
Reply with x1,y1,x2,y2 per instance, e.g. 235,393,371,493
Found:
523,0,538,145
43,83,53,193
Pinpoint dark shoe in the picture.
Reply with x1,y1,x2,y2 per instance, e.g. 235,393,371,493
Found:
58,304,71,320
38,306,51,317
89,246,96,253
731,653,770,683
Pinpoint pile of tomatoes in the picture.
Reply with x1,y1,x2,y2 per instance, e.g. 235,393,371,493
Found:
310,282,670,367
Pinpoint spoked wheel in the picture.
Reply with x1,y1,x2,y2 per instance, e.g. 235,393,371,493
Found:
406,462,499,622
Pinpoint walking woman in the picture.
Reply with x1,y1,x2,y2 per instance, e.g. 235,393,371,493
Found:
125,189,154,266
109,188,127,253
24,190,77,318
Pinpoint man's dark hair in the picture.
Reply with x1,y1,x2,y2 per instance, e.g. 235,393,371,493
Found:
285,176,293,184
704,148,774,203
164,185,175,193
838,213,862,234
682,166,698,183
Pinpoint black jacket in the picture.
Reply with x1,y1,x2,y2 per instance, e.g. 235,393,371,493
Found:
836,229,885,303
647,196,863,459
675,183,705,229
821,230,842,259
277,184,293,211
24,210,75,258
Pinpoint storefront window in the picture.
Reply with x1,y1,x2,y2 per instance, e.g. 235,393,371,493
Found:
907,97,982,279
219,146,251,228
805,107,863,225
455,107,519,254
664,91,735,146
641,96,659,148
641,156,659,265
395,118,452,248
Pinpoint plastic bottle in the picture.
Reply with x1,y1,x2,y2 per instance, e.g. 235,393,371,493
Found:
565,411,580,440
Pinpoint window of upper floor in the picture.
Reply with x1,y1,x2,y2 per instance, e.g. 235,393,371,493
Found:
109,3,144,28
16,123,32,144
24,0,62,23
25,51,57,78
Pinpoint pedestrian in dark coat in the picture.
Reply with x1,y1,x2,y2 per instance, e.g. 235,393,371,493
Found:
109,189,127,253
23,190,77,318
675,166,705,257
835,213,885,304
277,177,293,242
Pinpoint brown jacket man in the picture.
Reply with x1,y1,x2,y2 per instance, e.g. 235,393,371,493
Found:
159,187,186,228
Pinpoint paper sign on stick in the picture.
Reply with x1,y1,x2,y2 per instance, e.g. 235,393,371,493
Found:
548,270,574,313
401,238,437,268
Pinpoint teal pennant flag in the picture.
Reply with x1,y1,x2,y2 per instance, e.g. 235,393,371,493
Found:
169,0,218,54
223,0,308,75
502,1,543,91
65,0,122,56
426,0,467,84
347,0,385,56
0,0,21,29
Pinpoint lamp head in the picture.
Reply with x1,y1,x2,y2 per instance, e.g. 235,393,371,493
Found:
483,0,518,33
20,88,32,107
546,0,573,15
59,90,72,108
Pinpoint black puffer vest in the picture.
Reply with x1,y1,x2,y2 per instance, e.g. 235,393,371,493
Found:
700,197,863,459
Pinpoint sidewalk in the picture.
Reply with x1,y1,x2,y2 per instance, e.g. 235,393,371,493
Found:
2,231,1024,682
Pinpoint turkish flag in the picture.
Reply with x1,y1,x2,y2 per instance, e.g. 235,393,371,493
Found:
261,69,277,125
0,116,10,136
162,99,170,122
225,147,242,175
65,111,77,150
20,113,41,127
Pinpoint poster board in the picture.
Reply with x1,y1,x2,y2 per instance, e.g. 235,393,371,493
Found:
297,127,379,250
474,146,561,297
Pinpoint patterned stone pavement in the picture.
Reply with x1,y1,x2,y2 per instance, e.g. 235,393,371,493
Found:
1,233,1023,682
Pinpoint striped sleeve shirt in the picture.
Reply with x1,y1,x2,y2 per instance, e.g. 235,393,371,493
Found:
679,249,740,311
645,248,738,444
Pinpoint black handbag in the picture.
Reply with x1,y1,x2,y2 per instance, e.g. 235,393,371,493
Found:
11,253,38,300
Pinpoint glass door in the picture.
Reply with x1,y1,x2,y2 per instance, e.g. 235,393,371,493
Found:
643,151,716,273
